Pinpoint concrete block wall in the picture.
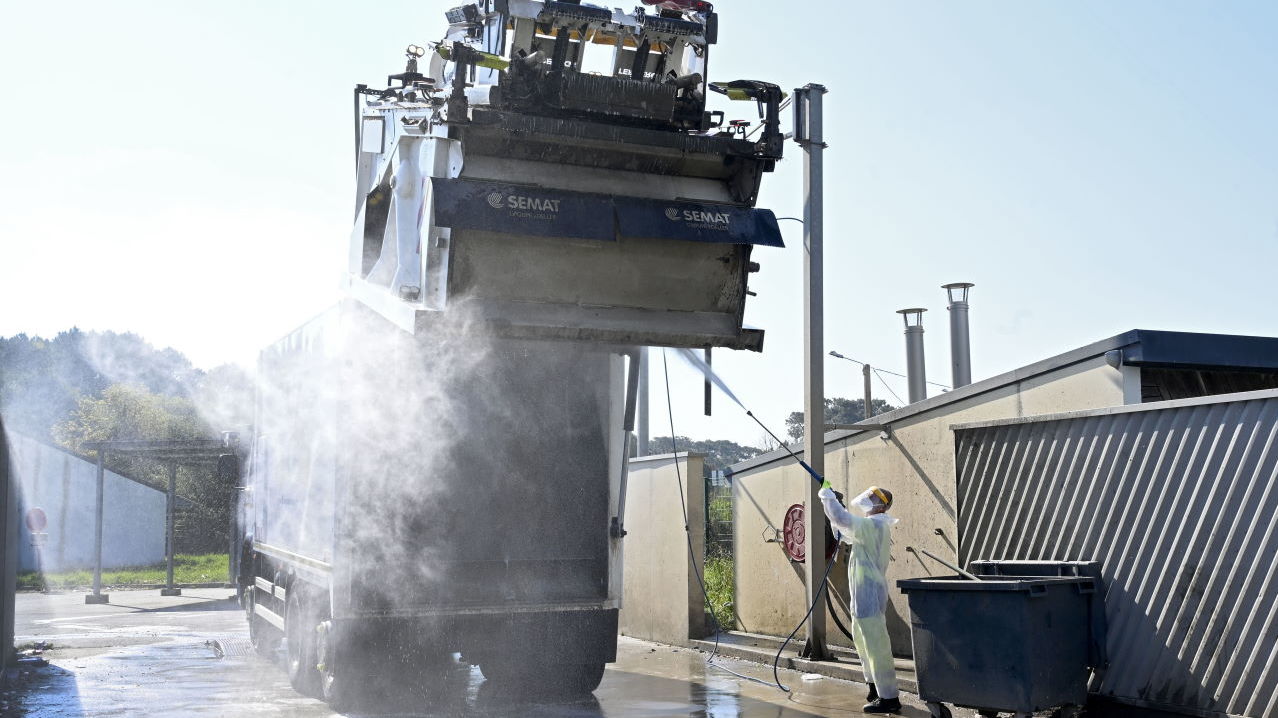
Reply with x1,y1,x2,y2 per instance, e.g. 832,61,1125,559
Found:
619,452,706,645
7,433,166,572
732,356,1130,655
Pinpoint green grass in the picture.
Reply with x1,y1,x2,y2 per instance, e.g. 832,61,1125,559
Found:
704,554,736,631
18,553,229,590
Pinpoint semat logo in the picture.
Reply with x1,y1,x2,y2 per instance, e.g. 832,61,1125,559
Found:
666,207,731,226
485,191,561,213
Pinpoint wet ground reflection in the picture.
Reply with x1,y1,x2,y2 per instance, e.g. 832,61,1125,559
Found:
11,590,931,717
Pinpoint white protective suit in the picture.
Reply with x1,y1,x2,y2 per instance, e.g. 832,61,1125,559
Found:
819,486,900,700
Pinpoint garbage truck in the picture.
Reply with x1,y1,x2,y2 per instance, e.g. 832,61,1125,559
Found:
237,0,786,708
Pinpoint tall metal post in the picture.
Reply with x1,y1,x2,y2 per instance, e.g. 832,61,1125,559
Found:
863,363,873,419
637,347,649,456
795,83,831,661
703,348,712,416
86,450,109,604
161,463,181,596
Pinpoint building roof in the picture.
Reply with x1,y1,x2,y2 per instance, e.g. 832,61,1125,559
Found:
730,329,1278,477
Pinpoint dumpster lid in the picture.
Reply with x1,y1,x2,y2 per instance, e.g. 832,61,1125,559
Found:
897,576,1098,593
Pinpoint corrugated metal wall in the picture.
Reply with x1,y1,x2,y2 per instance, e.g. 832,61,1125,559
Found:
955,391,1278,718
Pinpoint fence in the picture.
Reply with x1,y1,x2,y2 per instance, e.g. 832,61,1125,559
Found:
955,390,1278,718
705,471,733,558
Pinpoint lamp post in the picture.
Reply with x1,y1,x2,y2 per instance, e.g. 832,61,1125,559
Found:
793,83,830,662
830,350,874,421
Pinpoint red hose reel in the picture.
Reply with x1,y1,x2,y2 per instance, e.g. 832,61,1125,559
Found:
781,503,838,563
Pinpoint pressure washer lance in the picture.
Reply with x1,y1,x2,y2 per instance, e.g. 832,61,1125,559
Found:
743,409,845,692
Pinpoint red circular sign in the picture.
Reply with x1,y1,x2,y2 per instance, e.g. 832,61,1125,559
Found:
25,507,47,533
780,503,839,564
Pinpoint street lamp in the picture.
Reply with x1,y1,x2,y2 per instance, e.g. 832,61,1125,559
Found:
829,350,874,421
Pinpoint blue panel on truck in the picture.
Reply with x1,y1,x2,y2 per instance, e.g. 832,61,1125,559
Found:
432,178,787,247
431,178,616,242
614,198,784,247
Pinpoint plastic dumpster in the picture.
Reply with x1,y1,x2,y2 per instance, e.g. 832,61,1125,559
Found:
898,573,1101,718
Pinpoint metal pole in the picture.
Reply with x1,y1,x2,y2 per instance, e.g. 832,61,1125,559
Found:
637,348,649,456
863,363,873,420
796,83,831,661
703,348,712,416
86,450,108,604
161,463,181,596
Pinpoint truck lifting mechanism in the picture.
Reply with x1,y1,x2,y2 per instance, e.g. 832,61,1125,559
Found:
346,0,786,350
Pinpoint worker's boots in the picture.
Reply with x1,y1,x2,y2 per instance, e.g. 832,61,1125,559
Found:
862,697,901,714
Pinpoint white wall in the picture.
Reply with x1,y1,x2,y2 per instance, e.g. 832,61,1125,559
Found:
8,433,166,572
619,452,706,645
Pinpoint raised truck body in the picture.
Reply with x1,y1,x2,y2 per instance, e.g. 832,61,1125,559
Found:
240,0,784,706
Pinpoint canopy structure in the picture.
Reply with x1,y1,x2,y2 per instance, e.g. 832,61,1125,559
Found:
79,437,239,602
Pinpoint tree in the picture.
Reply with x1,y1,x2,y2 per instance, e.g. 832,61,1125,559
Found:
53,384,234,553
785,397,897,442
649,436,763,475
2,329,254,555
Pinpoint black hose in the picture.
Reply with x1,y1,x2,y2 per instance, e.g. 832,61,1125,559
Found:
663,350,848,693
661,351,777,690
771,553,840,693
825,584,856,644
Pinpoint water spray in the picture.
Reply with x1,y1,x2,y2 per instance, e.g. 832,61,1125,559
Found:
664,349,842,694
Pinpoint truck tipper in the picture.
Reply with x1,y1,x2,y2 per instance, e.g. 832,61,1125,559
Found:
238,0,786,708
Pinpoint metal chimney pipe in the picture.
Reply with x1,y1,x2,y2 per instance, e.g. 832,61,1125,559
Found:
897,308,928,404
943,283,974,388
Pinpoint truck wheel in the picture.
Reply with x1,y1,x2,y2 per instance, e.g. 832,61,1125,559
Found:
316,615,375,710
245,588,280,657
317,619,359,711
285,587,321,696
479,661,605,696
561,662,606,693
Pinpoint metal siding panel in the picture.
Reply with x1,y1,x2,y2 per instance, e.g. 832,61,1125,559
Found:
956,395,1278,717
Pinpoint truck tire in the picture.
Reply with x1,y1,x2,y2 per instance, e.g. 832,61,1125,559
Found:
245,588,280,657
285,586,321,696
562,662,606,693
317,620,369,711
479,660,606,695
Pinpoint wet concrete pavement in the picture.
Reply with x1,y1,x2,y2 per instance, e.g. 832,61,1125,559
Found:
8,589,967,717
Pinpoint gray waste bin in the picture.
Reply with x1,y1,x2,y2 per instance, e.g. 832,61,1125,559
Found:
898,574,1101,718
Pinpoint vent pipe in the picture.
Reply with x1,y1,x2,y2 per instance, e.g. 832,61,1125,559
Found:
897,308,928,403
943,282,974,388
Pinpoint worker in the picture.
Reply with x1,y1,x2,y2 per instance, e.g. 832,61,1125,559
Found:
819,480,900,714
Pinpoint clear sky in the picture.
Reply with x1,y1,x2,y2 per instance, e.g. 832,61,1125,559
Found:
3,1,1276,447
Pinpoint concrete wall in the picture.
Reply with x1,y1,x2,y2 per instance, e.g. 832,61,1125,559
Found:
7,433,166,572
733,355,1130,655
619,452,706,645
1,421,17,671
